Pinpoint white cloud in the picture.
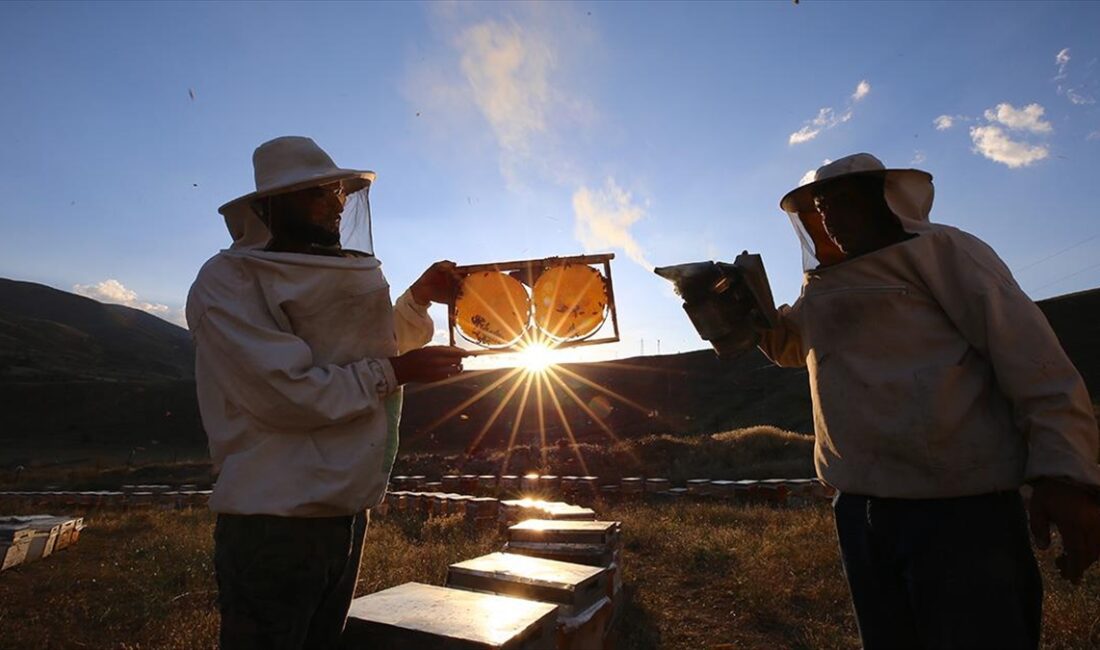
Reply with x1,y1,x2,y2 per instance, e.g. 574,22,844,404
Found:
911,150,927,165
457,20,553,156
72,279,187,327
969,125,1049,168
789,125,821,145
1055,48,1071,80
983,103,1052,134
796,158,831,186
406,9,595,185
934,115,955,130
852,80,871,102
788,81,867,146
1088,131,1100,141
572,178,651,270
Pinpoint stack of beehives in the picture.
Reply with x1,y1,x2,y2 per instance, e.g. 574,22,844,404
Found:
346,495,623,649
0,515,85,572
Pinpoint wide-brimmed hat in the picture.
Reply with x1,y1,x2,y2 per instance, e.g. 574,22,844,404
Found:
779,153,931,214
218,136,376,217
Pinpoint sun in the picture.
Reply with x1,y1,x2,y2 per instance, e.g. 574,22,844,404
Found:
517,342,555,373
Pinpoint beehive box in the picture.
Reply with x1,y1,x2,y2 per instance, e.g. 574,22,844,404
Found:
619,477,643,496
508,520,621,547
447,553,614,650
51,518,78,550
508,519,623,599
710,480,736,499
521,475,541,493
447,552,609,618
686,479,712,496
538,476,560,495
504,541,623,599
344,582,558,650
1,524,35,571
24,521,60,562
644,478,670,494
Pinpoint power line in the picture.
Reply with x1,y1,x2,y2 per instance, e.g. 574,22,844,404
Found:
1015,233,1100,273
1033,260,1100,293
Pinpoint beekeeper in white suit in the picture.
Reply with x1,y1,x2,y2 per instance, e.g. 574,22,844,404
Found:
759,153,1100,650
186,136,467,649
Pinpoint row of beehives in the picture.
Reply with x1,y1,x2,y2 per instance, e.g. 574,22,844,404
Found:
377,491,599,527
345,503,623,649
0,515,85,573
0,489,213,510
389,473,837,505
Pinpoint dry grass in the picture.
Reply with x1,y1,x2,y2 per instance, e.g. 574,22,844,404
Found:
1,500,1097,649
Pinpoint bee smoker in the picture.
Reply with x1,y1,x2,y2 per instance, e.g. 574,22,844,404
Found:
654,251,777,359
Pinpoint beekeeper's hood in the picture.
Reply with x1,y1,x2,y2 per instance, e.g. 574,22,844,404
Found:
779,153,935,271
218,136,377,254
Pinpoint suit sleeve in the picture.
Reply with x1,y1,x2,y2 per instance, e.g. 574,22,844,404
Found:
393,288,436,354
922,229,1100,488
758,301,808,368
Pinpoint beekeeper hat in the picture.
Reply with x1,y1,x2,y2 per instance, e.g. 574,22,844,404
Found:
218,136,376,217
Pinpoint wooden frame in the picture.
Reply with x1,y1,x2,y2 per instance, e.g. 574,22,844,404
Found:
448,253,620,354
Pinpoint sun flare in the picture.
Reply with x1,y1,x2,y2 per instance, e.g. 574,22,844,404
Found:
517,342,555,373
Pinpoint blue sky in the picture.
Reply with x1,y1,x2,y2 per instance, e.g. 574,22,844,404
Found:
1,1,1098,366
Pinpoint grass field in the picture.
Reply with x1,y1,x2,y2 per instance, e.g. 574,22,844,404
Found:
1,501,1097,649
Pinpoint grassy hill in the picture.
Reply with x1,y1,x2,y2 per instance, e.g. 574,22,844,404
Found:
0,277,1097,462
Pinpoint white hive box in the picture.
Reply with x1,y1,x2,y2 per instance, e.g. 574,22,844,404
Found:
447,552,609,618
506,520,623,599
0,516,62,562
344,582,558,649
447,553,613,650
508,520,621,548
0,524,35,571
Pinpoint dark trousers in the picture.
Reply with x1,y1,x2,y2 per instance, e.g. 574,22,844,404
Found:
214,511,368,650
834,491,1042,650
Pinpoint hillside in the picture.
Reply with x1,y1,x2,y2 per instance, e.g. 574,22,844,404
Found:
0,278,1097,457
0,278,193,382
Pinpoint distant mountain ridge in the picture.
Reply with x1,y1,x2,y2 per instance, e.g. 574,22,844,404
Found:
0,277,1096,453
0,278,193,382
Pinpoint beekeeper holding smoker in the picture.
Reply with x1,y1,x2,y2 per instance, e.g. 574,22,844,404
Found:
187,136,467,649
661,153,1100,649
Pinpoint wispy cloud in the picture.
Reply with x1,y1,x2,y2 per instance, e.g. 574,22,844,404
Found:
911,150,927,165
1053,47,1096,105
457,20,553,157
983,103,1053,134
969,125,1049,168
572,179,652,270
934,115,955,130
852,80,871,102
1055,48,1071,80
788,80,870,146
73,279,186,327
404,8,595,185
1087,131,1100,141
405,6,654,271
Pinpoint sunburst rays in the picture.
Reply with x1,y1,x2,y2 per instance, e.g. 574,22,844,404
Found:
416,335,658,476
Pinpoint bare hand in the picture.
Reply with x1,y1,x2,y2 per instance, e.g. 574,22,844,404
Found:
1029,478,1100,584
390,346,469,385
411,260,460,306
